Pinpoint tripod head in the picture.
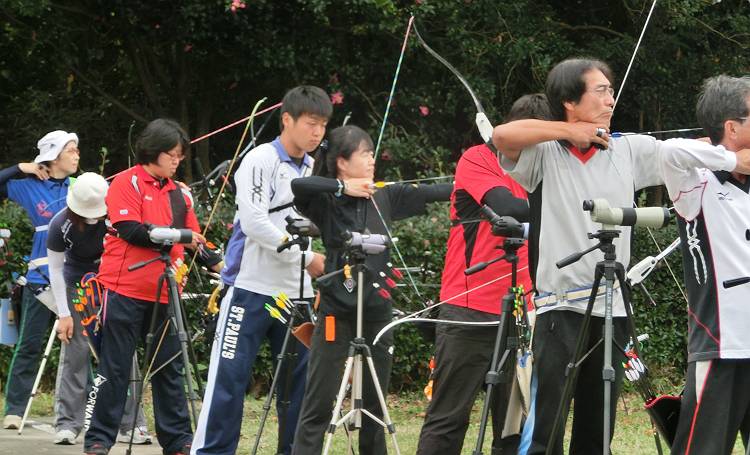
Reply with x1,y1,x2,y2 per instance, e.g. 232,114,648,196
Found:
284,215,320,238
556,228,621,269
277,216,320,253
465,208,526,276
481,205,529,239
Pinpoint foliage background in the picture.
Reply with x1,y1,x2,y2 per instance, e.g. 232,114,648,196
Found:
1,0,748,391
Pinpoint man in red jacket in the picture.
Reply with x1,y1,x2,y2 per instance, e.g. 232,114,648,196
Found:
417,94,550,454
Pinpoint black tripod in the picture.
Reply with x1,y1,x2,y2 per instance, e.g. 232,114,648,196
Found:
125,246,203,454
545,227,644,455
464,236,528,455
323,249,401,455
251,232,312,455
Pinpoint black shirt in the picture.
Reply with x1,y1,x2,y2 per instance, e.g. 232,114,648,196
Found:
292,176,451,321
47,208,107,285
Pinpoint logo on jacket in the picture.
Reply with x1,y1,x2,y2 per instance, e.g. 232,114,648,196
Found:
686,220,707,285
251,167,264,204
343,277,356,293
717,191,733,201
36,201,53,219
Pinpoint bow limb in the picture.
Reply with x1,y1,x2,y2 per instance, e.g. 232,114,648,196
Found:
373,265,529,344
640,227,689,304
411,20,495,154
374,318,500,345
185,97,267,278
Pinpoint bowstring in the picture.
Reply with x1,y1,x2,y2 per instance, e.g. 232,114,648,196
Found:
373,15,414,161
612,0,688,304
369,16,430,305
607,0,660,178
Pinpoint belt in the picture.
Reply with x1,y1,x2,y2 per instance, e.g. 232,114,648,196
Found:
27,257,49,269
534,281,621,309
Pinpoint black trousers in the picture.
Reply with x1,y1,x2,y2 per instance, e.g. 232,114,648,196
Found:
417,304,518,455
292,314,393,455
83,290,192,453
671,359,750,455
523,310,627,455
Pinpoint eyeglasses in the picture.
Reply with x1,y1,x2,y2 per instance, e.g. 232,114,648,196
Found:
588,86,615,97
162,151,186,162
733,116,749,123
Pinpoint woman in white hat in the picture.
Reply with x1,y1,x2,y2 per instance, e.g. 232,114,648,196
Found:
46,172,152,445
0,130,79,430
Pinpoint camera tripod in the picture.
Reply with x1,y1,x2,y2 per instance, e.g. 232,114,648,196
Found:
545,227,646,455
125,246,203,454
251,233,313,455
464,236,528,455
323,250,401,455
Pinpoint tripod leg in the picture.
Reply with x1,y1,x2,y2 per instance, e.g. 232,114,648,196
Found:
323,355,357,455
179,299,204,396
277,339,299,453
166,279,199,427
473,294,514,455
251,315,296,455
18,319,58,434
545,269,603,455
128,319,171,455
602,270,617,454
362,350,401,455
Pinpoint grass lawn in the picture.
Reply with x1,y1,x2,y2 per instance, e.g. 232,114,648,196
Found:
4,389,746,454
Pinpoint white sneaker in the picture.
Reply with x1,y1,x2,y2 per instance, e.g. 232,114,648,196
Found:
54,429,77,444
117,426,152,444
2,415,21,429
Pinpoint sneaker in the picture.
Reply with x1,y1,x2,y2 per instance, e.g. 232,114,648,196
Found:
84,442,109,455
54,428,77,444
164,442,191,455
2,414,21,429
117,425,152,444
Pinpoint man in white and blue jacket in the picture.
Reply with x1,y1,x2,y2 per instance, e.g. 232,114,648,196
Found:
192,86,330,455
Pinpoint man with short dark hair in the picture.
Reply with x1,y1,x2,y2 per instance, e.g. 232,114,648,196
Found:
493,58,664,455
658,75,750,455
191,86,332,455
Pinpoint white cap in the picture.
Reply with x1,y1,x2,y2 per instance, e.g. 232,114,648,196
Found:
66,172,108,219
35,130,79,163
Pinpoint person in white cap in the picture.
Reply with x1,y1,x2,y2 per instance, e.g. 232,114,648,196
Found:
46,172,152,445
0,130,79,430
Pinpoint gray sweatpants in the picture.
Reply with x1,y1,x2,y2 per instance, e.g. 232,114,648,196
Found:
53,286,146,435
